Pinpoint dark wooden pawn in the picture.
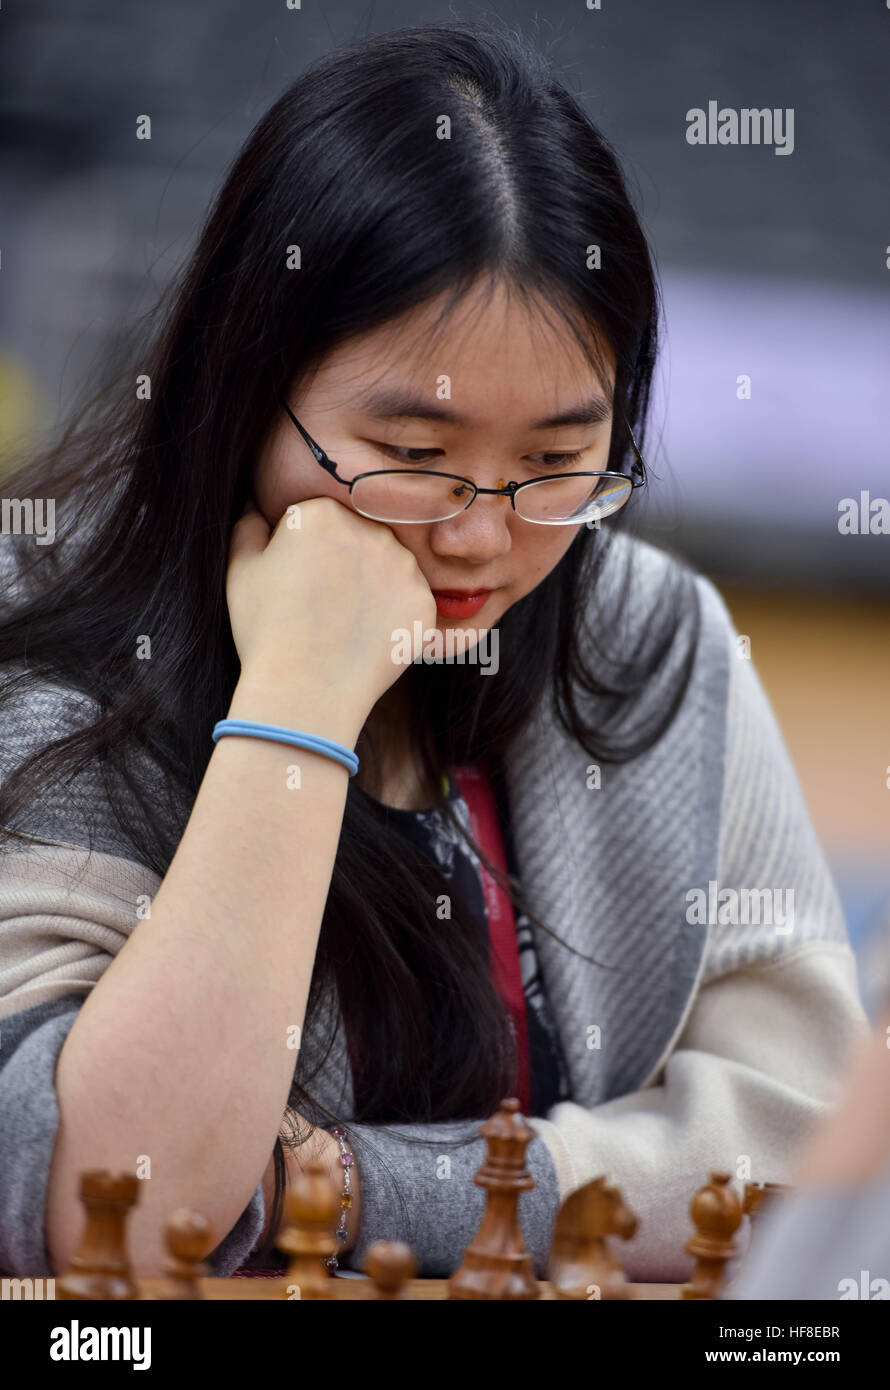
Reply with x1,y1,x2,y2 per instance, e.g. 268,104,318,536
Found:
364,1241,417,1299
156,1209,213,1299
682,1171,743,1300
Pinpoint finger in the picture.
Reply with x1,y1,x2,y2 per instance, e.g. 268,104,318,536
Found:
229,499,270,560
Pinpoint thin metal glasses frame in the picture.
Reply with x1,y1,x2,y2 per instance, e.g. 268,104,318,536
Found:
276,393,647,524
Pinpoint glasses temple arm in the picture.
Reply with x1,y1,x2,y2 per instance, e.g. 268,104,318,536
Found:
623,421,648,488
276,393,343,480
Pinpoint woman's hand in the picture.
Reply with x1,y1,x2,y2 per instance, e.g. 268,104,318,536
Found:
226,496,436,741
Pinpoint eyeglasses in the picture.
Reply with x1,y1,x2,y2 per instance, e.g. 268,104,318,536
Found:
276,393,647,526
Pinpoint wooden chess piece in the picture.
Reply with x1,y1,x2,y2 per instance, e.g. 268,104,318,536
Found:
549,1176,638,1300
276,1157,340,1300
743,1180,793,1229
156,1210,213,1299
681,1171,743,1300
57,1170,141,1301
447,1097,540,1301
364,1241,417,1299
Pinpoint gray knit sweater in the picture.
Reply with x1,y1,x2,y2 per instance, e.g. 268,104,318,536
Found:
0,532,869,1280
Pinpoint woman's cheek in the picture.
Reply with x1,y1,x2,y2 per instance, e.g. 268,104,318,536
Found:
517,531,578,594
257,461,331,524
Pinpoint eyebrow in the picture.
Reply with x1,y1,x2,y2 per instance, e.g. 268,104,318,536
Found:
355,387,613,430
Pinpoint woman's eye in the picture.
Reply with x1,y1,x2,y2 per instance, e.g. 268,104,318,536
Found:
377,443,441,465
373,443,588,468
530,450,586,467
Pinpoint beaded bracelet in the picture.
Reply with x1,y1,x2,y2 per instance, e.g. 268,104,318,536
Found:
324,1126,355,1272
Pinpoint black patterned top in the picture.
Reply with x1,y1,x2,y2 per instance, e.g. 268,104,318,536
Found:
379,770,572,1117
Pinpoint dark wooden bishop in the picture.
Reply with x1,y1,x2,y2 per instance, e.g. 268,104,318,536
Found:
447,1098,539,1301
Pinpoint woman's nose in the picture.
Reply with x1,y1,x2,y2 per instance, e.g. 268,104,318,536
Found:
427,488,515,559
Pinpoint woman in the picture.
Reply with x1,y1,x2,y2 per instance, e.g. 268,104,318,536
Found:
0,20,867,1282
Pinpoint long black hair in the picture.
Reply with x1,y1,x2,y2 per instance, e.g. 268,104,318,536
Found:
0,19,698,1259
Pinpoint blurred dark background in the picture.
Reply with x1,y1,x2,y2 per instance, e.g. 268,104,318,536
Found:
1,1,888,1005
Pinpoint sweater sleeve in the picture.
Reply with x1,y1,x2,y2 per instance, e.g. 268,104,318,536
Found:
521,591,871,1282
340,1116,562,1279
0,672,265,1278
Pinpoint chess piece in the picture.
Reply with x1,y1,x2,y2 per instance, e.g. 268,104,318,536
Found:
364,1241,417,1299
549,1176,638,1300
447,1097,540,1301
57,1170,141,1301
276,1157,340,1300
743,1180,793,1229
156,1209,213,1299
681,1171,743,1300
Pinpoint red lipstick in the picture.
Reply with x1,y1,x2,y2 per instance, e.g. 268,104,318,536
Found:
432,589,492,619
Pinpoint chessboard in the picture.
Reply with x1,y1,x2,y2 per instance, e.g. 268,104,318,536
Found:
136,1276,682,1299
43,1099,791,1302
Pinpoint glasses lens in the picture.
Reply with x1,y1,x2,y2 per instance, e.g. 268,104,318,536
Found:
515,474,632,524
351,471,473,523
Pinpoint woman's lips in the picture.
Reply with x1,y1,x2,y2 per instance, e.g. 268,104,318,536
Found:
432,589,492,619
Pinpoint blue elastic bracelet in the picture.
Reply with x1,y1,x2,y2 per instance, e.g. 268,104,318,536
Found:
211,719,359,776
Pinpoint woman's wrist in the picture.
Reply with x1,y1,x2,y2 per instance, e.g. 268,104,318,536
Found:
227,673,366,750
279,1123,361,1254
324,1126,361,1254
